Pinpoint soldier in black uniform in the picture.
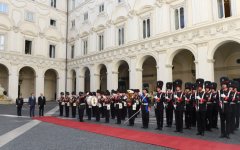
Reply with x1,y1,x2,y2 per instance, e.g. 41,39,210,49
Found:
121,91,128,120
184,82,193,129
127,90,137,126
16,95,24,116
173,79,184,133
110,90,116,119
196,78,207,136
115,92,123,124
70,92,77,118
154,81,165,130
58,92,65,116
191,83,197,127
219,77,231,139
103,90,111,123
94,92,101,122
229,81,238,134
165,82,174,127
86,92,92,120
64,92,70,117
205,81,213,131
211,82,219,129
77,92,86,122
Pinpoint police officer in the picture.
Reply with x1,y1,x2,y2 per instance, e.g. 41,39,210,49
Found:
211,82,219,129
16,95,24,116
165,82,174,128
196,79,207,136
140,88,150,129
219,77,231,139
184,82,193,129
154,81,165,130
173,79,184,133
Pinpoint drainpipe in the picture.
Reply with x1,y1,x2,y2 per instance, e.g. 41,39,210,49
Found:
65,0,69,93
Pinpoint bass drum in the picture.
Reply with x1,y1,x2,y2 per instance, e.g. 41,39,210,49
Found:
86,96,92,106
91,96,98,107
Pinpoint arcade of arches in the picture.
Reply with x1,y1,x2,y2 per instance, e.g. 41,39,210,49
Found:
1,41,240,102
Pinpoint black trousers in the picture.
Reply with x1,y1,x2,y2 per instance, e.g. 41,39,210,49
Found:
212,103,219,128
166,107,173,126
104,107,110,123
30,106,35,117
185,109,192,128
206,104,213,130
220,111,231,136
94,106,100,121
116,109,122,124
155,109,164,129
230,104,236,132
59,103,64,116
236,103,240,129
72,106,76,118
110,104,115,119
86,107,92,120
39,105,44,116
121,107,127,120
191,107,197,127
197,111,206,134
17,106,22,116
78,108,85,122
128,108,136,125
65,104,69,117
175,110,183,132
142,110,149,128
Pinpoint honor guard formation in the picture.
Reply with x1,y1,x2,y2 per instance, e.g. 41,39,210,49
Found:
57,77,240,139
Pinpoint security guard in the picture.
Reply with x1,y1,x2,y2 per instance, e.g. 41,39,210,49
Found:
140,88,150,129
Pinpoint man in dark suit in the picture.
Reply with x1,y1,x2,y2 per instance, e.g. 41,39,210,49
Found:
38,93,46,116
28,93,36,117
16,95,24,116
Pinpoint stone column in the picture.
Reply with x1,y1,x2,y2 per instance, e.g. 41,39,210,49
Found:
106,62,118,91
35,73,44,99
8,66,19,101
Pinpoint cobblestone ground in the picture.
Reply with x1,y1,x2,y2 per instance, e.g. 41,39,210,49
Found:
0,102,239,150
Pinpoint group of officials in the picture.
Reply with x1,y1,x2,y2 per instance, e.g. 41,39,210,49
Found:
16,93,46,117
56,76,240,139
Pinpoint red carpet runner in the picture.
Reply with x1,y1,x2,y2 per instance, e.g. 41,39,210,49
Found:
35,117,240,150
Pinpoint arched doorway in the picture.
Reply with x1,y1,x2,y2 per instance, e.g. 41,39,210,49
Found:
172,50,196,83
19,66,36,98
118,61,129,91
84,67,90,92
141,56,157,92
99,65,107,91
0,64,9,96
44,69,58,101
214,41,240,85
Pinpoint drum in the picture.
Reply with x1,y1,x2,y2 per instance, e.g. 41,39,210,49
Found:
91,96,98,107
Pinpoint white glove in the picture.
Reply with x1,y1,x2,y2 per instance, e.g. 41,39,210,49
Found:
221,94,226,98
174,95,178,99
154,95,158,99
196,96,200,100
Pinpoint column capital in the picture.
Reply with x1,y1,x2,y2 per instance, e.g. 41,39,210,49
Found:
112,71,119,74
207,59,215,63
136,68,143,72
165,64,173,68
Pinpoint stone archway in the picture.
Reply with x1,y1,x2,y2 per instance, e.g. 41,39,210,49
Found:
141,56,157,92
172,50,196,83
98,64,107,92
118,60,129,91
84,67,90,92
19,66,36,98
44,69,58,101
213,41,240,85
0,64,9,96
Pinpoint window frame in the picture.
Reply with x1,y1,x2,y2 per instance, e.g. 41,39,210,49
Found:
49,44,56,58
0,3,8,14
25,11,35,22
82,38,88,55
0,34,5,51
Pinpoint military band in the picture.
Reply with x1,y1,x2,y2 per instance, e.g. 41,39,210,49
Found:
55,76,239,139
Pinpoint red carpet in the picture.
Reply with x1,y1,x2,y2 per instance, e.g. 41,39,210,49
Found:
35,117,240,150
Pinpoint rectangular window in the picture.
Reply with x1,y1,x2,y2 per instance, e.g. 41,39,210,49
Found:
83,39,88,55
99,34,104,51
25,40,32,55
50,19,56,26
118,27,124,45
218,0,231,18
143,18,150,39
84,12,88,21
99,4,104,13
72,0,75,10
51,0,56,8
71,20,75,28
175,7,185,30
71,45,75,59
0,3,8,14
0,35,5,51
49,45,55,58
118,0,123,3
25,11,34,22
